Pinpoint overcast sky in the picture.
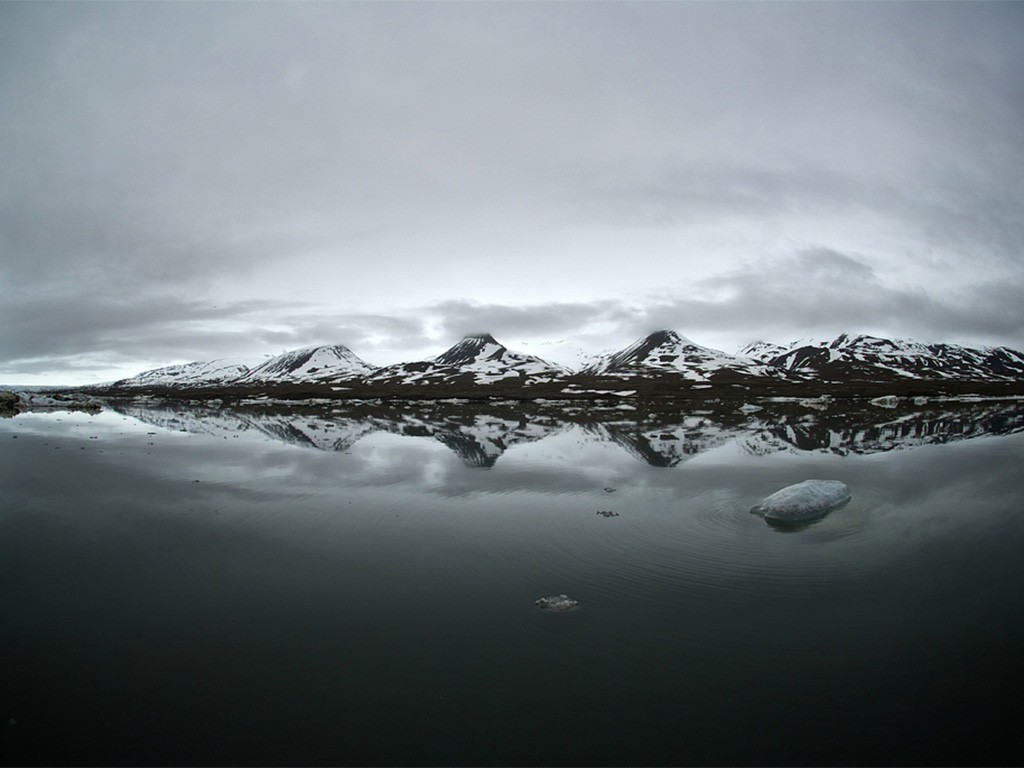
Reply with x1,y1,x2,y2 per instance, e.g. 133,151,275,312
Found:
2,1,1023,384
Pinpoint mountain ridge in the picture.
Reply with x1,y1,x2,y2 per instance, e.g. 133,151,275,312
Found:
95,330,1024,398
743,333,1024,382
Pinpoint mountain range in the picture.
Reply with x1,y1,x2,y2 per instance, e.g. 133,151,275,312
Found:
98,329,1024,399
740,333,1024,382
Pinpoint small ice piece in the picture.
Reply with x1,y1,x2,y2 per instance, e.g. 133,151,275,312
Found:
870,395,899,408
739,403,763,413
535,594,580,611
750,479,851,523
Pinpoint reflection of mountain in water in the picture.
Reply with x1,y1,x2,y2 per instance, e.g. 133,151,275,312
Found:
365,411,564,468
113,402,565,467
740,401,1024,457
585,414,739,467
114,402,374,453
110,398,1024,467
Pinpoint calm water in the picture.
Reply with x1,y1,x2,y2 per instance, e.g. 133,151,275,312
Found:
2,400,1024,765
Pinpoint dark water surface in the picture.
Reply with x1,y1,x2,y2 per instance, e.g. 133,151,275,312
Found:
2,401,1024,765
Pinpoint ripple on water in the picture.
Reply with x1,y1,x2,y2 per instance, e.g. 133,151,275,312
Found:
548,486,936,675
576,483,928,611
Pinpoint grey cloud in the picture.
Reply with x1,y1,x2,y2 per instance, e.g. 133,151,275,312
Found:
3,2,1023,382
261,312,433,360
0,289,441,377
0,293,301,362
640,248,1024,348
427,300,634,342
572,163,887,226
362,256,1024,358
576,159,1024,273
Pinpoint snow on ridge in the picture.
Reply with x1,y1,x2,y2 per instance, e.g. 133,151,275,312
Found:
737,340,788,360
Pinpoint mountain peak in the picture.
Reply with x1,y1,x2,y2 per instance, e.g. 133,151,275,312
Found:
434,333,505,366
462,332,498,344
603,330,706,368
645,329,681,346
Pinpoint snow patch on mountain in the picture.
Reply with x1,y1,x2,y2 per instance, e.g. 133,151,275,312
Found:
737,340,788,360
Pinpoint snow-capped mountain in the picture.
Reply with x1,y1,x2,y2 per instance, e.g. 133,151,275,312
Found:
582,330,781,382
112,358,258,389
745,333,1024,382
238,344,376,384
111,345,376,389
95,329,1024,398
366,333,565,388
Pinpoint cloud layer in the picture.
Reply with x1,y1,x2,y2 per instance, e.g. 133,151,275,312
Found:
2,2,1022,382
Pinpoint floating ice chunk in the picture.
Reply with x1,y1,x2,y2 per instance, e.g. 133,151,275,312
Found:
535,594,580,611
799,395,833,410
870,395,899,408
750,479,851,523
739,403,763,413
